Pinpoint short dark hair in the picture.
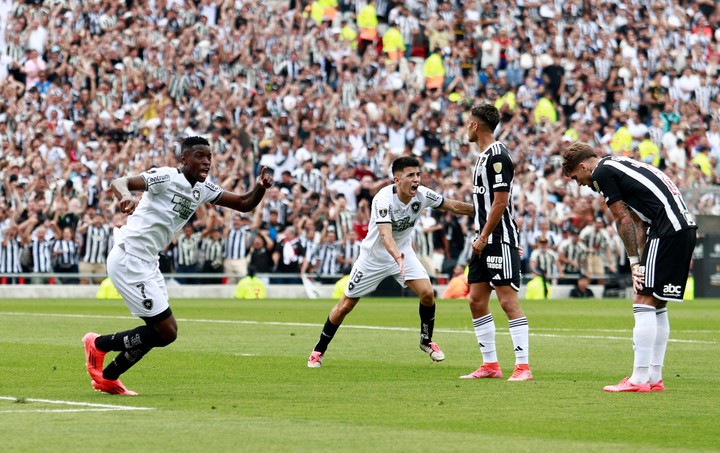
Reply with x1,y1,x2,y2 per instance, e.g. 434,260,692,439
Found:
561,142,598,176
391,156,421,175
470,104,500,132
181,136,210,153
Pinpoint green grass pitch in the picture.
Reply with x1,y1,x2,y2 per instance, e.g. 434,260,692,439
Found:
1,297,719,452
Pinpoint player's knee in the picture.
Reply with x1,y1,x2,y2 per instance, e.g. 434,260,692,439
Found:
338,297,358,315
418,290,434,306
156,325,178,346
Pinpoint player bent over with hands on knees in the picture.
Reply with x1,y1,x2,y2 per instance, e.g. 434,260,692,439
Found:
461,104,533,382
562,142,697,393
83,136,273,395
307,156,474,368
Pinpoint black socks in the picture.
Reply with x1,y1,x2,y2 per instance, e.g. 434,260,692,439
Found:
419,303,435,345
313,317,340,353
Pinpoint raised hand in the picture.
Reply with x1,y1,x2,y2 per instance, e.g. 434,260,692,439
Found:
257,166,274,189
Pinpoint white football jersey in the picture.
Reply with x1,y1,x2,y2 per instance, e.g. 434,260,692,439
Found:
114,167,223,261
362,184,444,261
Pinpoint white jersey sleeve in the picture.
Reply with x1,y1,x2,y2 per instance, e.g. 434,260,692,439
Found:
418,186,444,210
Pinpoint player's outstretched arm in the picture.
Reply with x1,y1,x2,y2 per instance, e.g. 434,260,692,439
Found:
216,166,274,213
112,175,147,215
438,198,474,217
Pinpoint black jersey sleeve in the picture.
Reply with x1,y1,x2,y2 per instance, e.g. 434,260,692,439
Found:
488,152,514,193
592,163,623,206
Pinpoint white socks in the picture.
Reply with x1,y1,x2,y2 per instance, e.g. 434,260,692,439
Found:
509,317,529,365
630,304,657,384
650,308,669,383
472,314,530,366
472,314,497,363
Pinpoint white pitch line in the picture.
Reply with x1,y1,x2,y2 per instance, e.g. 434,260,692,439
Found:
0,311,717,345
0,396,154,413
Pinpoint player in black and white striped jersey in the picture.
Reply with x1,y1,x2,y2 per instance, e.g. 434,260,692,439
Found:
563,142,697,393
462,104,532,382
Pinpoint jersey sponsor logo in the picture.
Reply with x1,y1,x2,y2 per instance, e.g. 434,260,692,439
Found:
425,191,440,202
495,174,503,183
473,186,486,194
411,201,421,213
378,208,388,218
493,162,503,173
172,194,194,220
192,189,201,201
662,284,682,297
486,255,503,269
492,182,508,189
392,216,414,232
204,181,221,192
147,174,170,185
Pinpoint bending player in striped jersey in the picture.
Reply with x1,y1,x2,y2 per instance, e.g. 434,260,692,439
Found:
563,142,697,393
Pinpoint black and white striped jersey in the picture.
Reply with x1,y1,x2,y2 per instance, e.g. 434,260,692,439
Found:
471,141,520,247
82,225,110,264
225,227,250,260
592,156,697,238
0,238,23,273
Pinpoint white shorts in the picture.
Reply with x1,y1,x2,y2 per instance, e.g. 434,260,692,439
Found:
107,245,170,318
345,249,429,299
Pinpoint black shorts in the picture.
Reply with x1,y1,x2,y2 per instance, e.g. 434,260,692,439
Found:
639,228,697,302
467,242,521,291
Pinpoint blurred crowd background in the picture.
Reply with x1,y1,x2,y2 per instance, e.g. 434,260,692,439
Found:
0,0,719,288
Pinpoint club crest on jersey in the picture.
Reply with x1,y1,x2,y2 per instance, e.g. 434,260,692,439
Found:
493,162,503,173
192,189,201,201
411,202,421,213
378,208,388,218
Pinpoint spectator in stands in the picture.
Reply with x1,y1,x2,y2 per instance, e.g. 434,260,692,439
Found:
52,225,79,284
0,0,717,293
77,208,110,284
223,213,252,283
174,224,202,285
200,227,225,285
248,231,274,285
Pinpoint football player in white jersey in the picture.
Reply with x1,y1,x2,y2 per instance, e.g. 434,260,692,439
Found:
82,136,273,395
307,156,474,368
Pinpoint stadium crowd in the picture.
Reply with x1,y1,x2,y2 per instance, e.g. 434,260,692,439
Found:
0,0,719,287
